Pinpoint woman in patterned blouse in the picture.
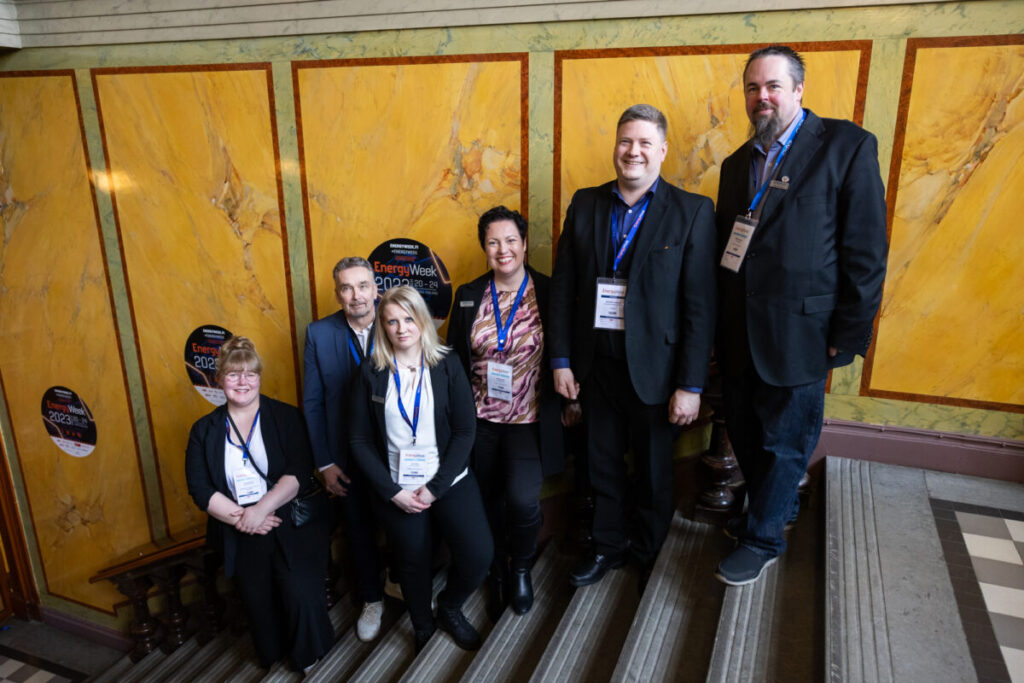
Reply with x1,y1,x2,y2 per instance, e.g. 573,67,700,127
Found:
447,206,565,619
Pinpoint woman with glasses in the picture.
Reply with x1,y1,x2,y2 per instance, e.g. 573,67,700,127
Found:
185,336,332,673
349,286,493,653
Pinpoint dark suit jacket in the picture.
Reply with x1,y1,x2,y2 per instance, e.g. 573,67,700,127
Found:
714,110,888,387
303,311,371,470
185,396,317,577
446,266,565,477
349,353,476,504
548,177,717,405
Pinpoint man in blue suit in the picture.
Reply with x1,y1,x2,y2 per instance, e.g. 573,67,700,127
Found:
303,256,391,641
714,46,888,585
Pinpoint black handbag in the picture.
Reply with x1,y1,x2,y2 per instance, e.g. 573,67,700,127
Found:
227,412,327,528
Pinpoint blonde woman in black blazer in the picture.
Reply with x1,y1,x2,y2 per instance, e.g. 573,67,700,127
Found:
349,286,493,653
185,337,332,672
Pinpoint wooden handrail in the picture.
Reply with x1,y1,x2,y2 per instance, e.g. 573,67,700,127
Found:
89,531,205,584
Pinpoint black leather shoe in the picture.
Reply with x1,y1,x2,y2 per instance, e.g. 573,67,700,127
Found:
414,624,436,654
436,605,481,650
569,552,626,587
510,568,534,615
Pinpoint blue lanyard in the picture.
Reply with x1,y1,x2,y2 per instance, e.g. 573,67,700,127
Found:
491,273,530,354
393,354,425,443
348,328,373,366
747,110,806,215
611,196,651,274
225,408,260,462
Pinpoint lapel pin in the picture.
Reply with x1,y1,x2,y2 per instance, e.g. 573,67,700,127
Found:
781,176,789,183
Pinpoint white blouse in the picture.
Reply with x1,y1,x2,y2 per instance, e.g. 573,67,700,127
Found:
384,364,467,491
223,415,269,504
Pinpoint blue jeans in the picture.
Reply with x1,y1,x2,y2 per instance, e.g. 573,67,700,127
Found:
722,366,826,557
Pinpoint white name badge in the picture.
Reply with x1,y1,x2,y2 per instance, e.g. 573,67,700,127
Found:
398,447,436,487
594,277,627,330
720,215,759,273
486,361,514,401
232,466,265,506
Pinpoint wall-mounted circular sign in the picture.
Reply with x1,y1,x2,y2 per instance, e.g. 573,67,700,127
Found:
368,239,452,326
185,325,233,405
41,387,97,458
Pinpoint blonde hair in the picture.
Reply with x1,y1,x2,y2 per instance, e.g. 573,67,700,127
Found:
371,286,449,372
215,336,263,384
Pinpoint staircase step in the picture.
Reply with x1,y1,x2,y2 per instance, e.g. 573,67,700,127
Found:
301,599,405,682
706,557,780,682
614,512,728,682
529,556,638,682
459,543,573,682
192,637,255,682
88,653,134,683
133,638,201,683
348,572,447,683
399,581,491,682
111,646,167,683
158,631,238,682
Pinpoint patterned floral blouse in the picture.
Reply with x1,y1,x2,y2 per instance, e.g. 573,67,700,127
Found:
469,279,543,424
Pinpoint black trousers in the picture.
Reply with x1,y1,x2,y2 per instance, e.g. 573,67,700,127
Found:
233,519,334,669
583,356,674,566
472,419,543,570
374,473,493,634
335,466,385,604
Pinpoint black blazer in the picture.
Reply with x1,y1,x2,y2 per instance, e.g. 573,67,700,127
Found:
349,353,476,503
548,177,718,405
446,266,565,477
185,396,316,577
714,110,888,387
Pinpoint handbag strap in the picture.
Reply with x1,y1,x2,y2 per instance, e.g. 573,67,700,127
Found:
226,411,270,483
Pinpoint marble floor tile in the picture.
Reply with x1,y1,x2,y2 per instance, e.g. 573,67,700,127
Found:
981,583,1024,620
965,534,1024,565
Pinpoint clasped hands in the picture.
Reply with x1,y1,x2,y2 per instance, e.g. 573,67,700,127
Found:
230,503,281,535
391,487,436,514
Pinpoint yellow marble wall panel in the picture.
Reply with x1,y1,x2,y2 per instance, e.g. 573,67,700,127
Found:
868,42,1024,408
0,73,149,612
296,58,525,320
94,66,296,536
558,49,863,230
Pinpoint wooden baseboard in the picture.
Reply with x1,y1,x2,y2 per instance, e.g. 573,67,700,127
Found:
812,419,1024,483
39,606,132,652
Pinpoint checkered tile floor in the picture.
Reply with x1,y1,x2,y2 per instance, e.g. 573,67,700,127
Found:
932,498,1024,683
0,645,84,683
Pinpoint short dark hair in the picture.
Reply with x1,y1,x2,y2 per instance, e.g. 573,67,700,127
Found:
744,45,805,86
617,104,667,139
332,256,373,282
477,206,528,248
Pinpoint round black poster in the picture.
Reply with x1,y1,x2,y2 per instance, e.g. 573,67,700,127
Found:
368,239,452,326
41,386,97,458
185,324,233,405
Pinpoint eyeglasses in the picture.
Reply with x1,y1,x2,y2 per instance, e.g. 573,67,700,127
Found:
223,371,260,384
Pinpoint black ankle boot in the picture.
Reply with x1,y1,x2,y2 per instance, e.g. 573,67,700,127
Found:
436,605,481,650
510,567,533,615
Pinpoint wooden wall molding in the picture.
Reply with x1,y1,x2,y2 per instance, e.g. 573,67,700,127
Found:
7,0,941,49
813,418,1024,483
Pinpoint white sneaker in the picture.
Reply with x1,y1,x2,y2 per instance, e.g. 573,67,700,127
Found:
356,601,383,642
384,576,404,602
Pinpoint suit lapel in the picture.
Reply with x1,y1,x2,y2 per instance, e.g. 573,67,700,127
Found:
627,179,669,276
332,311,350,370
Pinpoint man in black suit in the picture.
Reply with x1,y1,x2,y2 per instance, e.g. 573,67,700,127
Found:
714,45,888,585
549,104,717,587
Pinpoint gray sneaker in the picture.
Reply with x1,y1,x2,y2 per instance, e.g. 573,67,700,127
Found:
714,546,778,586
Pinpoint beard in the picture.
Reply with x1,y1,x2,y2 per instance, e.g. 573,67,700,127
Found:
751,105,785,149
